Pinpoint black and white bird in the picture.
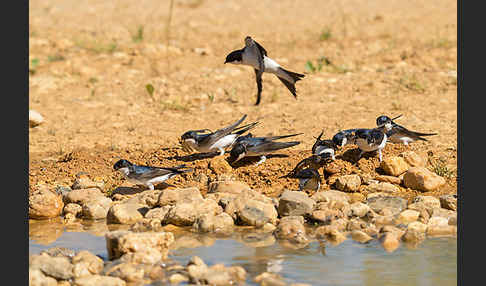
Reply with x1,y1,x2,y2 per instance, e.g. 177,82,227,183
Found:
332,128,360,148
312,131,338,161
376,115,437,145
113,159,193,190
286,168,322,192
229,133,302,166
354,125,388,162
224,36,305,105
180,114,259,156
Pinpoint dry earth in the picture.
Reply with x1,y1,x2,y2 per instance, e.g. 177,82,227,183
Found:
29,0,457,201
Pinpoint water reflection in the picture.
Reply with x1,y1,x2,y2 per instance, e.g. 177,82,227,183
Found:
29,221,456,286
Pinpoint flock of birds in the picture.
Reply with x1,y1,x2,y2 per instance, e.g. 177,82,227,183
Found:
112,36,437,192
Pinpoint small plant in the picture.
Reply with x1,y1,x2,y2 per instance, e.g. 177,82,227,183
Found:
88,77,98,84
319,27,332,41
305,56,332,73
47,54,65,62
399,75,426,93
207,93,215,103
132,25,144,43
146,84,155,98
224,88,238,103
430,158,455,178
30,58,40,74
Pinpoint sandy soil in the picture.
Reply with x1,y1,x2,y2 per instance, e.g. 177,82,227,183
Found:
29,0,457,200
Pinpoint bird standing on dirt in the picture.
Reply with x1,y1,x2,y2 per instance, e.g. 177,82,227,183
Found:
228,133,302,166
224,36,305,105
312,130,338,161
332,128,360,148
180,114,259,156
376,115,437,145
113,159,193,190
354,125,388,162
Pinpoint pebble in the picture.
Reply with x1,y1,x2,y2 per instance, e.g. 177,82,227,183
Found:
29,110,44,127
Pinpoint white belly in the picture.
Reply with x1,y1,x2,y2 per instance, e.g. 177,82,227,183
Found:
314,146,335,160
209,134,238,151
356,134,387,152
146,174,173,186
389,134,413,145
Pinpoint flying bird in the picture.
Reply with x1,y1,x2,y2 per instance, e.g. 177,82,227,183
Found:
224,36,305,105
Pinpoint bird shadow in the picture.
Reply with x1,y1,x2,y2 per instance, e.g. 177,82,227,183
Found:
163,151,221,162
337,148,378,164
111,183,173,195
228,154,290,169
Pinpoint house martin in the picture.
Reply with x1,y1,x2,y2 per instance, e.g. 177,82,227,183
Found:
332,128,360,148
376,115,437,145
312,130,338,161
224,36,305,105
113,159,193,190
286,168,322,192
180,114,259,156
354,125,388,162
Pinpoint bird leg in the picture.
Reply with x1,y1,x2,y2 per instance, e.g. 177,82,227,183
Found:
147,184,155,191
255,155,267,166
378,149,383,162
218,148,225,156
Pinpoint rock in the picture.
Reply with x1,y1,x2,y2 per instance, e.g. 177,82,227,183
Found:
224,193,278,227
63,203,83,217
129,189,163,208
407,221,428,233
144,206,172,220
310,208,344,223
29,268,57,286
274,216,308,244
401,151,426,167
72,250,104,278
324,161,342,174
375,175,402,185
29,188,64,219
130,218,163,232
403,167,446,192
204,264,246,286
107,203,144,224
254,272,286,286
440,194,457,211
208,156,233,175
29,110,44,127
64,188,105,205
380,232,400,252
380,156,409,176
72,174,105,190
104,262,145,283
335,174,361,192
192,212,234,234
402,221,428,244
427,217,457,236
413,195,441,209
82,196,113,219
166,198,222,226
326,229,347,245
311,190,350,204
29,254,73,280
431,207,456,219
366,196,407,215
105,230,174,260
158,187,203,206
366,182,399,193
351,230,373,243
187,256,208,283
348,192,366,204
208,180,251,194
277,190,316,217
73,275,126,286
348,202,370,218
394,209,420,225
40,247,76,258
169,273,189,284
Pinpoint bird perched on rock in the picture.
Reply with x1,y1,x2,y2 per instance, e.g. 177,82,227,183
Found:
229,133,302,166
180,114,259,156
113,159,192,190
376,115,437,145
224,36,305,105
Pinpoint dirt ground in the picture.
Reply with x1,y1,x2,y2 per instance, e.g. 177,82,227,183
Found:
29,0,457,201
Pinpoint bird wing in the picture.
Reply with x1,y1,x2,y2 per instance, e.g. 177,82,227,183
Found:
199,114,248,146
247,140,300,154
130,165,191,180
391,124,437,140
245,36,265,73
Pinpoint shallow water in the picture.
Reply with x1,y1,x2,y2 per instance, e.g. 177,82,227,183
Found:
29,220,457,286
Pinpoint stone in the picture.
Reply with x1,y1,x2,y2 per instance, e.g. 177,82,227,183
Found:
311,209,344,223
366,182,399,193
380,232,400,252
254,272,286,286
349,202,371,218
158,187,203,206
394,209,420,225
348,192,366,204
402,222,428,244
72,174,104,191
105,230,174,260
427,217,456,236
326,229,347,245
311,190,350,204
73,275,126,286
64,188,105,205
335,175,361,192
375,175,402,185
277,190,316,217
413,195,441,210
40,247,76,258
208,156,233,175
380,156,409,176
224,194,278,227
29,268,57,286
351,230,373,243
431,207,456,220
107,203,144,224
72,250,104,278
129,189,163,208
29,188,64,219
29,254,73,280
29,110,44,127
208,180,251,194
274,216,308,244
169,273,189,284
401,151,426,167
192,212,234,234
130,218,163,232
82,196,113,219
403,167,446,192
63,203,83,217
144,206,172,220
367,196,407,215
104,262,145,283
440,194,457,211
166,198,222,226
324,161,342,174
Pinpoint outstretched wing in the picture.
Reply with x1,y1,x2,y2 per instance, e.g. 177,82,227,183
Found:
199,114,248,146
245,36,265,73
391,124,437,140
